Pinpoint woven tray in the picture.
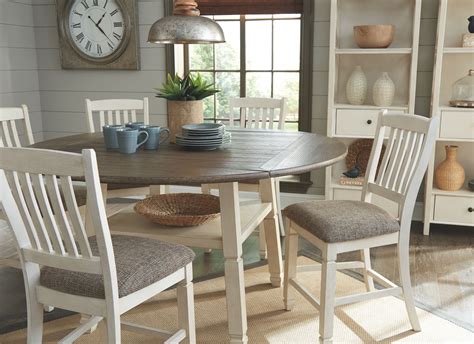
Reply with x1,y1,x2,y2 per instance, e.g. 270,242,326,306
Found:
134,193,221,227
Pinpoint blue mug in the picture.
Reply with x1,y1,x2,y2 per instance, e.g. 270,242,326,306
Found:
116,128,149,154
125,121,146,130
142,126,170,150
103,125,125,149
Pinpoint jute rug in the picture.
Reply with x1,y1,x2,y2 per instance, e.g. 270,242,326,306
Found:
1,257,472,343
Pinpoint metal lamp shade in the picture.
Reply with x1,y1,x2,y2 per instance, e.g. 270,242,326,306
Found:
148,15,225,44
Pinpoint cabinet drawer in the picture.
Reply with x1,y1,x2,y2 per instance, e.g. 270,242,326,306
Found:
439,111,474,140
333,189,399,218
335,109,405,137
434,195,474,226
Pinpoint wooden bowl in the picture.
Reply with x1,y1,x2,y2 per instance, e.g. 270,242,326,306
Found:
353,25,395,48
134,193,220,227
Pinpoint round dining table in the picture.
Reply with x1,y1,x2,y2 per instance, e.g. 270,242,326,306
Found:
31,128,346,344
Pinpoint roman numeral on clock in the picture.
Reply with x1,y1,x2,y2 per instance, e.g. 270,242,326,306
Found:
81,0,89,10
76,32,84,43
103,0,108,8
73,10,83,16
97,44,103,55
110,9,118,16
114,22,122,28
93,0,98,6
85,41,92,52
72,23,81,29
113,32,121,40
107,41,114,50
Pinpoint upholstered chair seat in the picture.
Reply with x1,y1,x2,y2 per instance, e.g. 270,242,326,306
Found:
283,200,399,243
41,235,195,299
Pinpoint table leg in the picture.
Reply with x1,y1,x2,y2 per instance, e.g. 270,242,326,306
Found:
259,178,283,287
218,182,248,344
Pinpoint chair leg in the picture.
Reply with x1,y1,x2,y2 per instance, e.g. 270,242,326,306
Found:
274,180,285,236
104,312,121,344
23,264,43,344
319,257,336,343
177,264,196,344
258,223,267,259
361,248,375,291
283,225,298,311
398,244,421,332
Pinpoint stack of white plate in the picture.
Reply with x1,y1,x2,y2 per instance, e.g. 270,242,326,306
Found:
176,123,231,150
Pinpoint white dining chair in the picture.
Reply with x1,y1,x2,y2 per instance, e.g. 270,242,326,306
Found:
0,105,86,270
282,111,439,343
202,97,288,258
0,147,196,344
85,98,167,198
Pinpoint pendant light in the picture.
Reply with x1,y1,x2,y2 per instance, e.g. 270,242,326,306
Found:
148,0,225,44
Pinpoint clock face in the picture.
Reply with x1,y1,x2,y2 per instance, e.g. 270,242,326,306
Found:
68,0,126,59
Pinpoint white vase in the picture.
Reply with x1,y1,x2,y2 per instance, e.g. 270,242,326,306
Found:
346,65,367,105
373,72,395,106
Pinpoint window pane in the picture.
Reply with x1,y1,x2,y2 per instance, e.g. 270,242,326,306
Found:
246,72,272,97
273,72,300,122
189,44,214,70
214,15,240,20
273,14,301,19
274,20,301,70
196,72,215,120
216,72,240,119
246,20,272,70
246,14,272,19
215,21,240,70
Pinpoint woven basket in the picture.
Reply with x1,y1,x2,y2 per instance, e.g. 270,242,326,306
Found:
134,193,220,227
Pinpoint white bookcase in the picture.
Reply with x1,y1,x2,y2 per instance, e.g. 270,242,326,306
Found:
325,0,422,218
423,0,474,235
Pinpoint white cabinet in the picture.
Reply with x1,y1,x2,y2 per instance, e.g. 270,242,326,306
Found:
439,110,474,140
423,0,474,235
433,195,474,226
335,108,405,137
325,0,421,220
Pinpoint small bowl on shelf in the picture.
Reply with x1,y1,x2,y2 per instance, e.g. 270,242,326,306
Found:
468,179,474,192
353,24,395,48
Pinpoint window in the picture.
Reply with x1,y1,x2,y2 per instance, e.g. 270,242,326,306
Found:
186,14,302,130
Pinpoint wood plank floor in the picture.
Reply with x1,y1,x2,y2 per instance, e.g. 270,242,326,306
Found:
0,203,472,334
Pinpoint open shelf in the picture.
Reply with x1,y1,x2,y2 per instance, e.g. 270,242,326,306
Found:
334,54,412,106
443,0,473,48
335,0,417,50
443,47,474,54
334,104,409,111
432,186,474,197
108,202,272,250
335,48,412,55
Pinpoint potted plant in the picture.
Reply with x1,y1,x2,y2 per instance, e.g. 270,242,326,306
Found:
155,73,219,143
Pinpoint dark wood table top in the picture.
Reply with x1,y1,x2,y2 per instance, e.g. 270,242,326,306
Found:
30,129,347,185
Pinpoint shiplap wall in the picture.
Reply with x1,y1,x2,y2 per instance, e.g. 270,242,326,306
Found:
32,0,168,140
0,0,43,143
308,0,439,194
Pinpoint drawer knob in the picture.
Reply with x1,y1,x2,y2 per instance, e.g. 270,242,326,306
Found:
469,207,473,213
367,120,372,125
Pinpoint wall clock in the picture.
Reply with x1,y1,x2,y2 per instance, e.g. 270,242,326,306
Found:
56,0,140,70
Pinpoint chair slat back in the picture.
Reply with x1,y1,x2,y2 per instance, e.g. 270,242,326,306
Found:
0,105,34,147
229,97,287,130
362,110,438,225
0,148,113,275
85,98,150,133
